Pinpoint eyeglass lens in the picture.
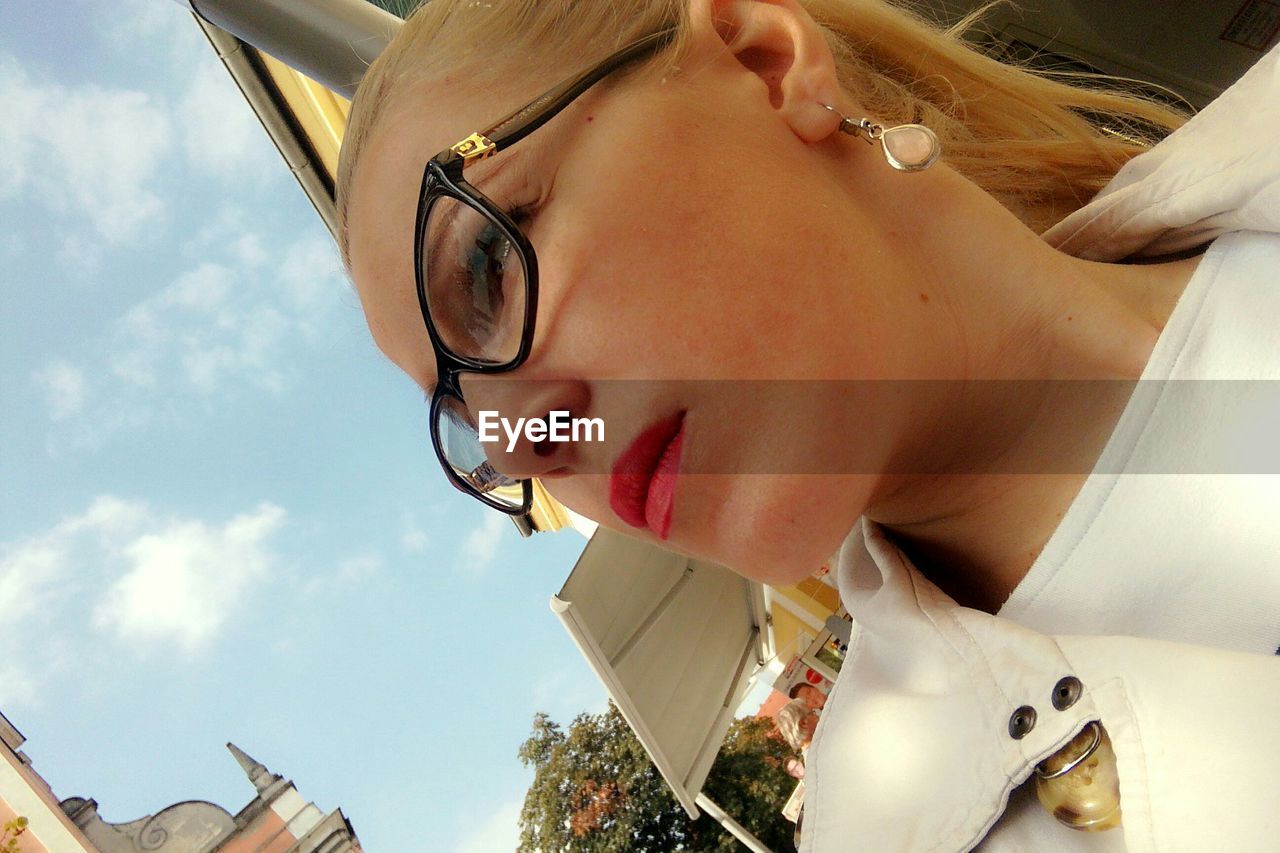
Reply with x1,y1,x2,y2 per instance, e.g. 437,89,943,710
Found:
423,195,528,366
434,392,526,509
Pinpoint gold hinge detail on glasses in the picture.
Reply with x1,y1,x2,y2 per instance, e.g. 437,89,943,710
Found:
450,132,497,163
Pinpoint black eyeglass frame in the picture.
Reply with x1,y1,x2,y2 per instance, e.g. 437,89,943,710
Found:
413,27,678,516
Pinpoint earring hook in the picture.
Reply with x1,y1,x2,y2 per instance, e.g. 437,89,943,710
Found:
818,103,941,172
820,103,880,143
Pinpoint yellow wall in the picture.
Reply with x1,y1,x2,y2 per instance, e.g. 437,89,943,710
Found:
259,55,349,185
784,577,840,615
769,577,841,663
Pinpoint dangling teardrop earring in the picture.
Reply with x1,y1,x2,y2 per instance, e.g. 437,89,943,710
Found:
821,104,941,172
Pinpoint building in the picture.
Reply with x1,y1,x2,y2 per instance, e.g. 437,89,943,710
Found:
1,711,93,852
1,709,358,853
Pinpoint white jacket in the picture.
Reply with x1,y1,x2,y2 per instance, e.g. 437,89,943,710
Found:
801,44,1280,853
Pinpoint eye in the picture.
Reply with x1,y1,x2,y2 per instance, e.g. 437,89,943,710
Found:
464,220,513,330
456,206,532,353
425,199,532,363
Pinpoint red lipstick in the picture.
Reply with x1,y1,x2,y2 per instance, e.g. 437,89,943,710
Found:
610,412,685,539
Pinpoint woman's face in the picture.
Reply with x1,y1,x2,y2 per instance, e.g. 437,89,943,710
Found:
346,31,951,584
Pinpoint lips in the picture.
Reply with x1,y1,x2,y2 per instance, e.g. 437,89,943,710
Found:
609,412,686,539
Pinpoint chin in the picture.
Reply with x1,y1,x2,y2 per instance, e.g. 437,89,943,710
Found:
552,475,863,587
680,507,849,589
730,553,831,587
721,526,849,586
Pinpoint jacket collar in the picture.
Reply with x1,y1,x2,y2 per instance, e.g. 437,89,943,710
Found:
1042,44,1280,261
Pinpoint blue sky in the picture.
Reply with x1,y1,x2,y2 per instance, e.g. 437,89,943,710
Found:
0,2,611,849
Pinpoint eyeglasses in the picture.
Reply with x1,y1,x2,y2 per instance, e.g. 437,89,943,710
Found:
415,28,677,516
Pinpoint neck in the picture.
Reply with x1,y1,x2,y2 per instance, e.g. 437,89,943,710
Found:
856,168,1204,611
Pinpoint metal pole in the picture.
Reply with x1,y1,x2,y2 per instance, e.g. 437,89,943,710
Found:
694,793,774,853
166,0,401,98
191,17,339,236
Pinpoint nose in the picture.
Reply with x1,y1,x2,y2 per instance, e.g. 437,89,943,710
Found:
459,374,593,479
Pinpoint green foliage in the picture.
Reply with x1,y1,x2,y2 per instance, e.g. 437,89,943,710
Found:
697,717,798,853
517,705,796,852
1,817,29,853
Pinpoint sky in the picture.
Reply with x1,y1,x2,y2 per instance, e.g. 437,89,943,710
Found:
0,2,619,849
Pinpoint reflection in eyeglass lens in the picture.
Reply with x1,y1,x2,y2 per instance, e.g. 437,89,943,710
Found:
425,197,526,363
437,395,522,502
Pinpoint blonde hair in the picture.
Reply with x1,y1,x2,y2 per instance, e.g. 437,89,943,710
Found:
335,0,1188,269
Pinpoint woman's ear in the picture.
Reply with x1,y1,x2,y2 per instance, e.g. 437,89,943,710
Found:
688,0,843,142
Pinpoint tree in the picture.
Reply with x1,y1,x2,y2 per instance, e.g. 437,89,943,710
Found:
696,717,798,852
517,705,796,852
1,817,28,853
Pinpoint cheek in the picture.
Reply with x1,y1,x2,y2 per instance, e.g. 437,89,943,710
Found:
520,96,882,569
532,132,845,380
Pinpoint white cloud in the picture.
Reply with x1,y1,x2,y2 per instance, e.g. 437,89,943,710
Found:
65,495,152,539
93,502,285,652
401,527,430,554
277,236,347,320
177,56,276,182
0,55,171,244
56,233,104,277
400,512,429,555
0,497,285,707
32,360,86,421
106,242,341,398
302,553,382,598
459,512,510,573
103,0,205,71
0,663,38,709
0,521,85,709
0,539,69,628
231,233,268,268
336,554,381,583
452,798,522,853
101,0,277,183
42,230,347,451
167,260,234,313
110,262,238,390
180,205,260,263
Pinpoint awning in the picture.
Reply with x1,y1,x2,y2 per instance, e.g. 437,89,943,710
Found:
551,529,771,822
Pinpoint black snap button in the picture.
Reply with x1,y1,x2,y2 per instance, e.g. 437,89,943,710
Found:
1052,676,1082,711
1008,705,1037,739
